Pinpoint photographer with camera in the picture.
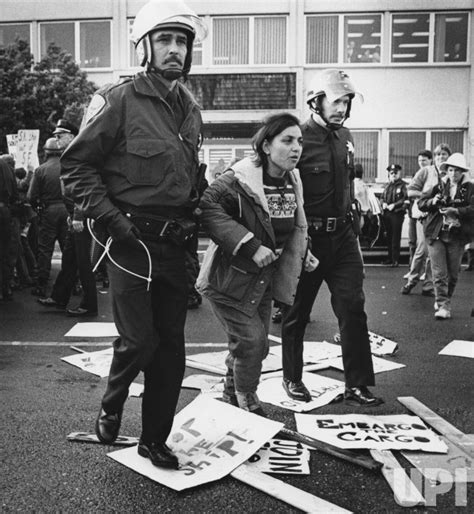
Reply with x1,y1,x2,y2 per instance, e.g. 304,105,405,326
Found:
418,153,474,320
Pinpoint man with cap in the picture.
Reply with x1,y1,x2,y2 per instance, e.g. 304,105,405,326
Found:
38,118,98,317
418,153,474,319
381,163,407,267
27,137,69,297
280,69,383,407
61,0,207,468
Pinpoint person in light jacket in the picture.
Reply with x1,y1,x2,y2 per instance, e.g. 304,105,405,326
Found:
197,113,318,416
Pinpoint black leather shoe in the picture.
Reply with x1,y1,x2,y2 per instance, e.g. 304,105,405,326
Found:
138,441,179,469
66,307,98,317
344,387,384,407
95,408,121,444
400,283,414,295
282,378,312,402
421,289,435,297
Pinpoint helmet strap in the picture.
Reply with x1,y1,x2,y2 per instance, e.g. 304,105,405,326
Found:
308,96,351,130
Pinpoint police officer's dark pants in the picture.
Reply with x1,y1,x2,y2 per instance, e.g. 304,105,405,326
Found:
282,225,375,388
51,227,97,310
103,239,187,444
384,212,405,263
0,205,12,295
36,204,68,286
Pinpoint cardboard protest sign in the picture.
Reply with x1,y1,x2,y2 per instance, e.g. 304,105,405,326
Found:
181,374,224,393
186,349,282,375
247,438,310,475
438,340,473,359
61,347,113,377
369,332,399,355
295,414,448,453
64,322,119,339
326,355,405,374
128,383,144,398
6,134,18,160
270,341,342,363
109,396,283,491
16,129,39,170
258,372,344,412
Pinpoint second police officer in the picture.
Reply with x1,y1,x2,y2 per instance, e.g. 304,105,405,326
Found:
280,69,383,407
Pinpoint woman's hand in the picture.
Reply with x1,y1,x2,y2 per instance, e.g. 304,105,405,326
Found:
252,246,278,268
304,251,319,272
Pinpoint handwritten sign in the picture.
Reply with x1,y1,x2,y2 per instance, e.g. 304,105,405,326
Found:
247,438,310,475
61,347,113,377
295,414,448,453
6,134,18,160
108,396,283,490
16,129,39,170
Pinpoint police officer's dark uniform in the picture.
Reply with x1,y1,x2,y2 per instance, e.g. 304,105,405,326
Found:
281,69,382,406
381,164,408,267
61,0,207,469
27,139,69,297
0,158,19,300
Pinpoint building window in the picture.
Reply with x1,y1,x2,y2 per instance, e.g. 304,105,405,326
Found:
389,131,426,176
352,131,378,182
306,15,338,64
0,23,30,49
40,20,111,69
255,17,286,64
80,21,111,68
187,73,296,110
434,13,468,62
213,17,249,65
344,14,381,63
391,13,429,63
392,12,469,64
40,22,75,59
213,16,286,65
431,131,464,153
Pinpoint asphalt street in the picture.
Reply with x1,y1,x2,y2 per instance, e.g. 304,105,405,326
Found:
1,250,473,513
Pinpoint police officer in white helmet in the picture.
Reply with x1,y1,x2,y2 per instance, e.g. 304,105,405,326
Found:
280,70,384,407
61,0,207,469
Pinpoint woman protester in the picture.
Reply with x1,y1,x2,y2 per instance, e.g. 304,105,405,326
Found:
418,153,474,320
197,113,318,416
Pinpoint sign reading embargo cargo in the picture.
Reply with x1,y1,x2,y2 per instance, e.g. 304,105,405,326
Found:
295,414,448,453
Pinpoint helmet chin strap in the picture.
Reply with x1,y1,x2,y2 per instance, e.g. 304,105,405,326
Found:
148,66,183,81
310,104,345,131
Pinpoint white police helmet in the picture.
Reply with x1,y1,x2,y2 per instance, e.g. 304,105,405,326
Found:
131,0,207,75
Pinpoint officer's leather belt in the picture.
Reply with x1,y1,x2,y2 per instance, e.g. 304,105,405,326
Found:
308,214,350,233
126,212,174,241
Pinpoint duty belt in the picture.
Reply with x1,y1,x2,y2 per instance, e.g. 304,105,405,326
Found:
308,213,351,233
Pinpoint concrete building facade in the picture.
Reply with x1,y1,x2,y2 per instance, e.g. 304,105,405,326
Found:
1,0,472,181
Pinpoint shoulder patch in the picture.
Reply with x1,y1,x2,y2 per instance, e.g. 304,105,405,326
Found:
81,94,106,129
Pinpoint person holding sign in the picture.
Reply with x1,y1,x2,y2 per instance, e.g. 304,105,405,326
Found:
197,113,318,416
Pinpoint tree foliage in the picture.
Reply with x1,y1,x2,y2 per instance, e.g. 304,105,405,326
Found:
0,39,98,154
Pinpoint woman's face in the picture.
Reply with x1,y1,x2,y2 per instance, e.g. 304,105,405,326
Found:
263,125,303,176
447,165,464,184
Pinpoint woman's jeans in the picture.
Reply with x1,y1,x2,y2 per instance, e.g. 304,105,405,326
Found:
209,286,273,393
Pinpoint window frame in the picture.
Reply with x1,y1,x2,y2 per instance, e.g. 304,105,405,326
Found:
38,19,112,71
0,22,32,49
305,13,383,66
211,15,288,67
390,11,470,66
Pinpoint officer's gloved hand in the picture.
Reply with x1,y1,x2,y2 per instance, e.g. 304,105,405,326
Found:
105,211,142,248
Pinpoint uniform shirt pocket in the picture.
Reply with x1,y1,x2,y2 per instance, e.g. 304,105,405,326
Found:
125,138,177,186
303,161,332,193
